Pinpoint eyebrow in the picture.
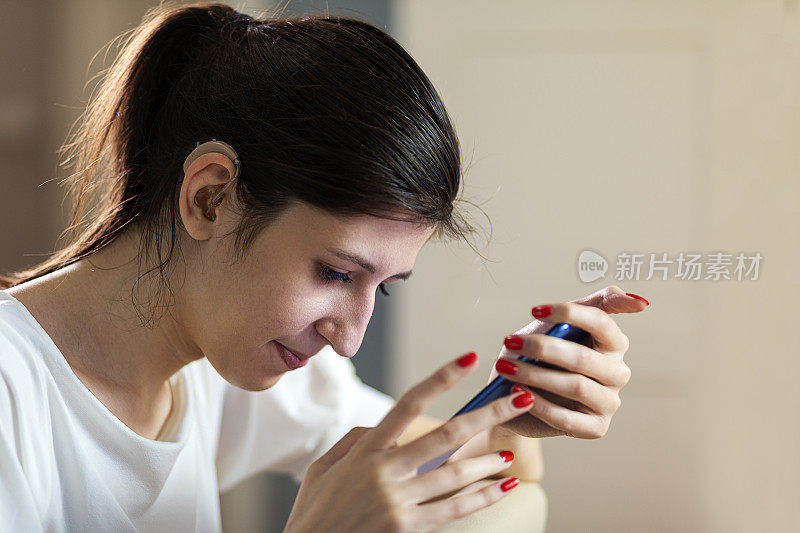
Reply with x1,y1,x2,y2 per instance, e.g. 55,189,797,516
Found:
326,247,413,281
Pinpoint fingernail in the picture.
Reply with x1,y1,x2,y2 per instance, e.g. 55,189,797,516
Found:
625,293,650,306
499,450,514,462
457,352,478,367
511,384,525,393
532,305,552,318
495,359,518,375
504,335,524,350
501,477,520,492
512,391,534,408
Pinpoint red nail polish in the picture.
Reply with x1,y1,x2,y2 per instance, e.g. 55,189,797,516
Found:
457,352,478,367
495,359,518,375
501,477,520,492
499,450,514,462
512,391,534,408
504,335,523,350
626,293,650,306
532,305,552,319
511,384,525,393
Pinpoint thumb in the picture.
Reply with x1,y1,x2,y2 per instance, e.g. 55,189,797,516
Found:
572,285,650,315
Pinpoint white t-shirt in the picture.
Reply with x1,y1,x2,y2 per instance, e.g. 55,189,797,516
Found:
0,290,396,532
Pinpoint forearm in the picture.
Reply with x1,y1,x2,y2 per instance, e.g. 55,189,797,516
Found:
398,414,544,482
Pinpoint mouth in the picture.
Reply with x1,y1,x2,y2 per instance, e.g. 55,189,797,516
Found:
274,341,312,370
277,343,312,360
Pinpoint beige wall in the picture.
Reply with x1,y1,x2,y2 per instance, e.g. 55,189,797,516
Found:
390,1,798,531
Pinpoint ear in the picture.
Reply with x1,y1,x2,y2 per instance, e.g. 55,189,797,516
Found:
179,152,238,241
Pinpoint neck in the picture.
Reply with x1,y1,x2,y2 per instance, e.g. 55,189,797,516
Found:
7,230,201,436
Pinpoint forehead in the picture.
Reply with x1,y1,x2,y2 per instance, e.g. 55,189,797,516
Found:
269,201,436,262
299,203,432,237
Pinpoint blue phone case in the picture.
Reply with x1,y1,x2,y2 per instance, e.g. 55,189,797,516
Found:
416,323,593,475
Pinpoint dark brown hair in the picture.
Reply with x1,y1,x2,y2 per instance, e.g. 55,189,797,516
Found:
0,2,479,320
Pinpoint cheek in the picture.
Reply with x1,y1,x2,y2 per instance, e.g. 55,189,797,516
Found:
237,276,332,339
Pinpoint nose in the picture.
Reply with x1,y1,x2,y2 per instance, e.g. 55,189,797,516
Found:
315,291,375,358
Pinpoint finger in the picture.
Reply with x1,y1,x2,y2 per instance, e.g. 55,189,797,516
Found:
390,390,534,472
308,426,372,478
399,451,514,505
416,478,497,505
529,302,628,352
502,334,631,387
442,478,497,499
366,352,479,450
525,388,609,439
571,285,649,314
410,477,520,531
496,358,621,413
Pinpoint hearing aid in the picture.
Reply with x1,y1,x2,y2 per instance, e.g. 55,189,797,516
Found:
182,140,242,222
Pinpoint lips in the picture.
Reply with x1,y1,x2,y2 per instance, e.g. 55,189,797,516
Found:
274,341,308,371
277,343,312,360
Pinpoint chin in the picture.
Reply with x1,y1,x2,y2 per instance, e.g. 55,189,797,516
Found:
223,367,284,391
210,341,295,391
211,352,286,392
236,374,283,392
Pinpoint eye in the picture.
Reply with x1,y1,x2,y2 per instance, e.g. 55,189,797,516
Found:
318,264,391,297
318,264,352,284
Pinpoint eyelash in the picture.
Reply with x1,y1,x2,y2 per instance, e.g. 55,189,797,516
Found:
318,264,391,296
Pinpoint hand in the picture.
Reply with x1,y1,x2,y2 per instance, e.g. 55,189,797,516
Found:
490,285,647,439
284,352,534,533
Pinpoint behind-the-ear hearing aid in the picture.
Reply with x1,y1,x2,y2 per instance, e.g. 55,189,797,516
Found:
183,139,242,222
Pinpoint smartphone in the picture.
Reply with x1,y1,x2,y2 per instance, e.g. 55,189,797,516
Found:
416,323,594,475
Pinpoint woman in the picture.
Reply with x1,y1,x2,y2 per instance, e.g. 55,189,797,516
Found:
0,3,646,531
